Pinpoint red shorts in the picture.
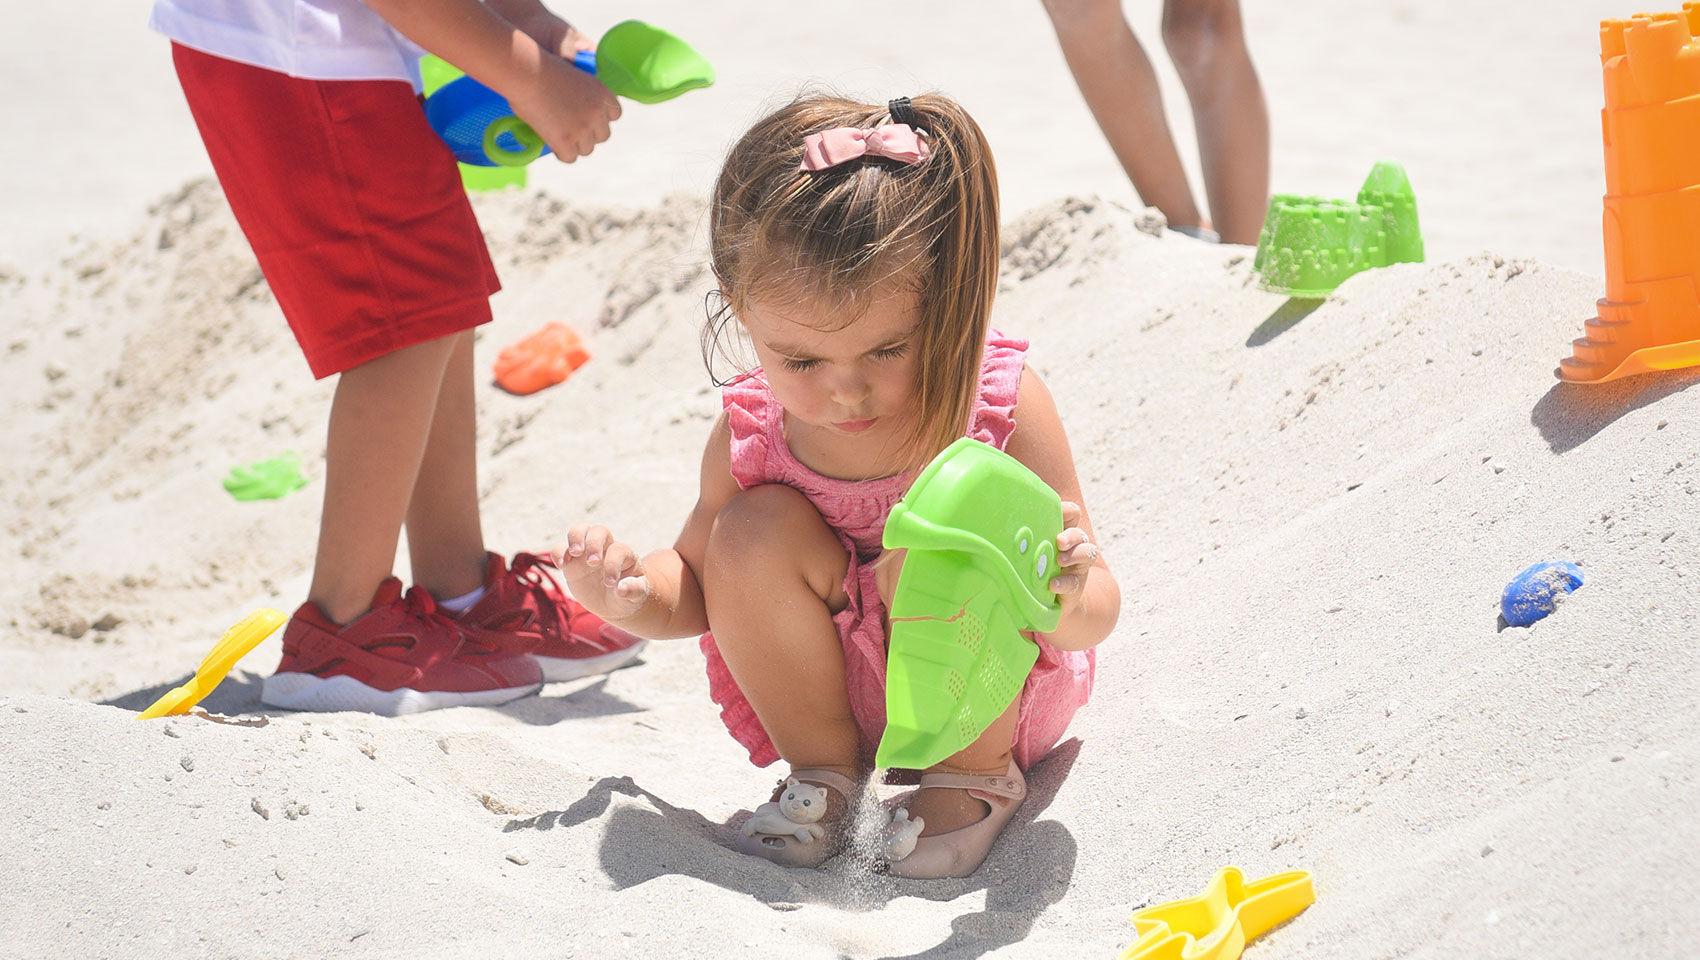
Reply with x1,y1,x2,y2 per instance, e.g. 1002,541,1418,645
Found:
171,42,500,378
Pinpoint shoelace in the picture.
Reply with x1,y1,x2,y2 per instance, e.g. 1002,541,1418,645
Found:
402,585,441,617
508,552,601,643
510,552,573,607
402,585,482,648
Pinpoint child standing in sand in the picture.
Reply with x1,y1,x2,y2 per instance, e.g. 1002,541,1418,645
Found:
151,0,647,714
552,94,1121,877
1042,0,1269,244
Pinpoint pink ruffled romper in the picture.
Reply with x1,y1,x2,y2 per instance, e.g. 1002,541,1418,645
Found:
698,332,1096,771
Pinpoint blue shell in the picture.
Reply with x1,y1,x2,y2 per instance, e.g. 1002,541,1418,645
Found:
1500,561,1584,627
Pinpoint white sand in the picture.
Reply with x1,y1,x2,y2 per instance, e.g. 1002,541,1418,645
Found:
4,1,1700,957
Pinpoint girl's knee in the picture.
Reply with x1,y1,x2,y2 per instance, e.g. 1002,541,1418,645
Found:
709,485,821,559
706,485,848,598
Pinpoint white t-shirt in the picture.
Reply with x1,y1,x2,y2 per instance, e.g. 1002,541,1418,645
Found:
150,0,427,91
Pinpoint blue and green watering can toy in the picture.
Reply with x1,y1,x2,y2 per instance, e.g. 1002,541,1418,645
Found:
426,20,715,167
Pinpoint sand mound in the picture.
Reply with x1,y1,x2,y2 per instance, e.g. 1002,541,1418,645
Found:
2,183,1697,958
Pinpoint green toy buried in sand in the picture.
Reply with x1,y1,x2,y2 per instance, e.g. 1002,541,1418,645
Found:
223,451,308,501
876,437,1066,771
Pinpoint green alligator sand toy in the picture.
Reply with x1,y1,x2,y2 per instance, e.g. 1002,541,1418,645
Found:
876,438,1064,770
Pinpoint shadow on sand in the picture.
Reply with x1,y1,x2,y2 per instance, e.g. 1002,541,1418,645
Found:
490,673,648,726
1530,369,1700,454
100,665,647,725
1246,298,1324,348
100,669,269,715
512,740,1085,959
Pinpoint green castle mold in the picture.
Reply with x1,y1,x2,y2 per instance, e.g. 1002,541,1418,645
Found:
1252,160,1424,298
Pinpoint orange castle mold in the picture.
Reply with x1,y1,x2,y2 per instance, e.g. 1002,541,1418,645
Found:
1561,4,1700,382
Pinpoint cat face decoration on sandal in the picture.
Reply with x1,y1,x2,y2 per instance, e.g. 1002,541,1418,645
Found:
883,808,927,861
740,777,829,844
733,769,859,868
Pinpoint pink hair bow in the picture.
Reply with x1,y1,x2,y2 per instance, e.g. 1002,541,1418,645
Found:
798,124,931,172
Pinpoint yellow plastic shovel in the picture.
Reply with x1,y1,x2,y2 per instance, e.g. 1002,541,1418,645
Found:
137,608,286,719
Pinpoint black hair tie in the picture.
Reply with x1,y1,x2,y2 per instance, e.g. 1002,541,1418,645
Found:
888,96,919,128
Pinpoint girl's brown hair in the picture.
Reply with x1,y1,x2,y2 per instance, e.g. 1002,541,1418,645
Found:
706,92,1000,472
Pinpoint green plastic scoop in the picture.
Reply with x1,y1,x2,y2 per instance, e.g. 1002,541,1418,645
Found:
594,20,716,104
876,438,1064,770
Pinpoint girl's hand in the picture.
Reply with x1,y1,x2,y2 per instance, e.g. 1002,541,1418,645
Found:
505,52,620,163
1048,501,1101,610
551,523,650,622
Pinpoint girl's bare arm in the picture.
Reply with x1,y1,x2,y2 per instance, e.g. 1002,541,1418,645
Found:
554,413,740,639
1004,366,1122,652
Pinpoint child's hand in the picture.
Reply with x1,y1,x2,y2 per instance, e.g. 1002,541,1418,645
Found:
499,3,596,60
551,524,650,621
1048,501,1101,610
506,53,620,163
551,22,597,58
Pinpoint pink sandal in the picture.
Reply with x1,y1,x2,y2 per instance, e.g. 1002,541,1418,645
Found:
733,768,859,868
883,760,1025,879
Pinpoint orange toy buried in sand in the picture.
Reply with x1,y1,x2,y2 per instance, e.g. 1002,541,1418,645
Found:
494,322,590,395
1559,5,1700,383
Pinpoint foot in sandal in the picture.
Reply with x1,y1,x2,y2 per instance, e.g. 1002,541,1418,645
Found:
882,759,1025,879
734,768,860,868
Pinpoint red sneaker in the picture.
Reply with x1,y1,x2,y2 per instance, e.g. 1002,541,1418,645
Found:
458,552,649,682
261,577,542,715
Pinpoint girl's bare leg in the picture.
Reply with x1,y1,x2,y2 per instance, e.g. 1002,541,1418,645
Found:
910,703,1022,836
1163,0,1270,244
705,484,861,785
1044,0,1205,231
873,551,1021,836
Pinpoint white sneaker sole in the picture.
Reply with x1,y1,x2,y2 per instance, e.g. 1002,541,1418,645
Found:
534,637,649,683
260,672,542,716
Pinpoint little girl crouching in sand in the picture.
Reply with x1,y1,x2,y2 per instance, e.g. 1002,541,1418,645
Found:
554,93,1120,878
